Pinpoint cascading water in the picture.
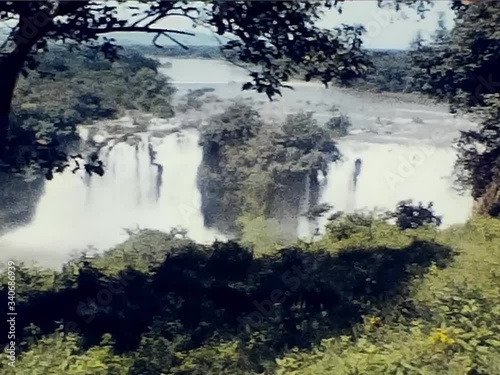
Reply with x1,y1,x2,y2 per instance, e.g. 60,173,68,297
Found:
1,131,473,264
0,128,221,264
315,139,473,233
80,135,159,243
297,174,313,239
151,129,217,242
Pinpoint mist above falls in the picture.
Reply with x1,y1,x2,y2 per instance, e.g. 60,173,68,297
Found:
0,129,471,265
0,128,221,264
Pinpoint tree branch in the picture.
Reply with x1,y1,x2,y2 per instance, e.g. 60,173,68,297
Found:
155,32,189,50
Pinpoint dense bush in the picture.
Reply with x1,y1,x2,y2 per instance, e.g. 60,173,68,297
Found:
388,200,443,230
325,113,352,138
1,213,499,374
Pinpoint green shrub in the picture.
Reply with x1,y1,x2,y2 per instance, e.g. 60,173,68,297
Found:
388,200,442,230
275,216,500,375
325,113,352,137
0,329,132,375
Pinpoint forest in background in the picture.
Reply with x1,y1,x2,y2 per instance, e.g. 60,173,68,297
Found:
134,44,413,94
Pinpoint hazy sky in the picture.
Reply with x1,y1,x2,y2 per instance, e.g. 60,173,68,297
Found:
320,1,454,49
150,1,455,50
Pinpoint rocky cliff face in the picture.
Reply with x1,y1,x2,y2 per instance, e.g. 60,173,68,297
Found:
0,173,45,234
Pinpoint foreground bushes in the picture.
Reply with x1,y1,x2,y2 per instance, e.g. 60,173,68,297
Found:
1,216,499,374
276,216,500,375
275,280,500,375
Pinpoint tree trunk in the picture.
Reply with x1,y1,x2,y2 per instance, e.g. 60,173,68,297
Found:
0,57,19,160
0,17,50,160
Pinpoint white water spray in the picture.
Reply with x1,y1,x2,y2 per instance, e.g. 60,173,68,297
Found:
317,140,473,232
0,134,474,265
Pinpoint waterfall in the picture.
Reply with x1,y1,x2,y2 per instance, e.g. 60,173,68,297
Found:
151,129,217,242
0,133,474,265
0,129,221,263
297,174,312,239
317,140,473,232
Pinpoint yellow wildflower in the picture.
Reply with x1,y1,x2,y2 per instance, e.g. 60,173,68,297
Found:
429,328,456,345
366,315,382,328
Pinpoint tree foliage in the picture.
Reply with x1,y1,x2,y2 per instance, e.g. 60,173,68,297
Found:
410,1,500,215
388,200,443,230
325,112,352,137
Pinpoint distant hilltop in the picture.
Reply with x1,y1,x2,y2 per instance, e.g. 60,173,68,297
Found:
108,30,230,47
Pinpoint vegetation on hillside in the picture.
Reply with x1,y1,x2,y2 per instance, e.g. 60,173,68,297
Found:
1,212,499,374
6,47,175,179
410,2,500,216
